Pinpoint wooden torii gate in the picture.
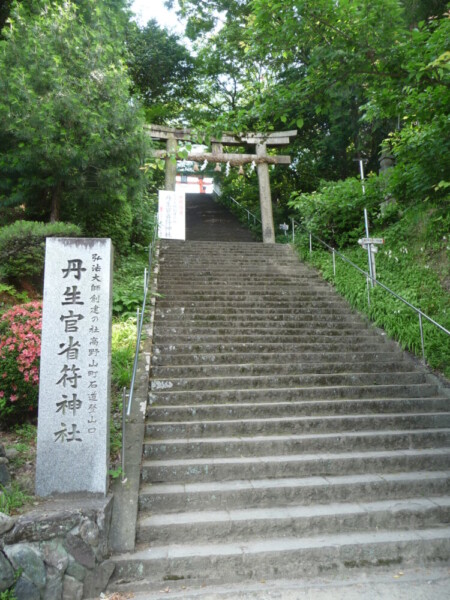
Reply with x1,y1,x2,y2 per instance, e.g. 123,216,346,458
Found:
147,125,297,244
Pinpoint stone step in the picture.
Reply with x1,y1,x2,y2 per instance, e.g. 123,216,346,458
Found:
155,299,352,309
159,240,286,248
148,398,450,422
152,333,388,346
158,258,300,266
155,307,361,319
150,371,427,392
151,350,402,367
157,285,332,294
149,383,439,405
138,470,450,514
153,321,370,333
145,413,450,440
158,272,319,280
154,304,364,315
152,340,395,355
152,331,384,345
151,360,412,379
141,448,450,484
154,309,362,320
157,269,320,277
110,526,450,587
136,496,450,545
155,290,344,299
143,429,450,461
158,250,294,257
157,275,321,284
158,262,303,270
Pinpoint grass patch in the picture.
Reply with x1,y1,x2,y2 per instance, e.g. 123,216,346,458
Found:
110,318,137,464
0,482,33,516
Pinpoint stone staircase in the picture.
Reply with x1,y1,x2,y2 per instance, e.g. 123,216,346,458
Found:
111,239,450,591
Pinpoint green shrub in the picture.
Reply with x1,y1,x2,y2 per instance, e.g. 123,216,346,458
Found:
289,174,386,247
113,248,150,317
111,319,136,390
130,194,158,247
83,202,133,254
0,221,82,287
0,302,42,424
0,284,29,312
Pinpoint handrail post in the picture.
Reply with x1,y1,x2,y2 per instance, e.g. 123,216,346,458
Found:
332,249,336,277
121,386,127,482
419,313,426,361
309,233,312,253
291,218,295,243
366,276,371,308
364,208,374,288
126,307,141,416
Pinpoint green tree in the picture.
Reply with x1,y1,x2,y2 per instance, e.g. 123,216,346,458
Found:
0,0,149,235
175,0,449,208
126,19,195,124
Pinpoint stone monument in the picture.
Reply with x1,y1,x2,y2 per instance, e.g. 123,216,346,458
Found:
36,238,113,496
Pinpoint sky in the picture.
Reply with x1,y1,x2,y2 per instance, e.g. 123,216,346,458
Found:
131,0,184,33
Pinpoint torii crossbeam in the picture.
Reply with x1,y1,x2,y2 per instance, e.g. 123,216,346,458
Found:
147,125,297,243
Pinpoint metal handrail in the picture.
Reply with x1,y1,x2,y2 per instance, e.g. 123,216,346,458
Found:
126,225,157,416
291,218,450,361
120,226,157,481
213,188,262,226
229,196,262,225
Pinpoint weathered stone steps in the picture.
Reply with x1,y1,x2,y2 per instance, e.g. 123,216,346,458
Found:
148,397,450,421
151,350,402,366
153,319,368,332
109,237,450,593
145,413,450,440
138,471,450,513
150,371,428,393
149,383,440,404
141,448,450,484
155,309,364,320
112,526,450,588
152,333,393,346
143,429,450,461
136,496,450,545
155,299,359,309
152,341,400,355
151,359,413,379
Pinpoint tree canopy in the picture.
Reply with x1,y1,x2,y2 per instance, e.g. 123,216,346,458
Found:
0,0,149,243
126,19,195,123
170,0,449,206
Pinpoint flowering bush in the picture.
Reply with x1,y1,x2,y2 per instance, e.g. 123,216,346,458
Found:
0,301,42,423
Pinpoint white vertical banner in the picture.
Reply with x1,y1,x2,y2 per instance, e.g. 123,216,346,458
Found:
158,190,186,240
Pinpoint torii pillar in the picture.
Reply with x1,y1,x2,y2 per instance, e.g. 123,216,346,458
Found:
256,142,275,243
165,134,177,191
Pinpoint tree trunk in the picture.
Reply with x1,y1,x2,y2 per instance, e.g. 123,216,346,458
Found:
50,184,61,222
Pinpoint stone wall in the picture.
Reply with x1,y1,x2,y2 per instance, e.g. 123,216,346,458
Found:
0,496,114,600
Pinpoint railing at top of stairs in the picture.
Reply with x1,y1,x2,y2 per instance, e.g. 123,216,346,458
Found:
213,186,262,229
